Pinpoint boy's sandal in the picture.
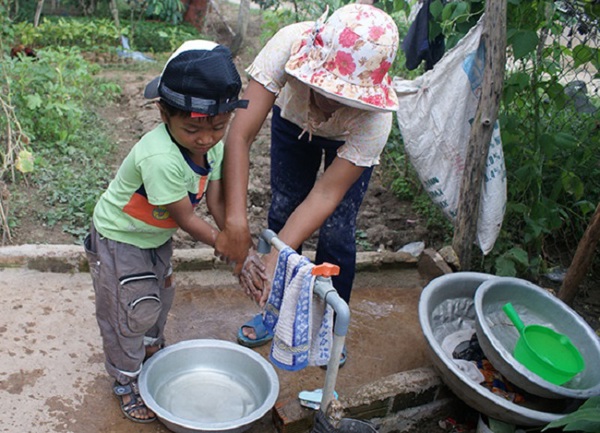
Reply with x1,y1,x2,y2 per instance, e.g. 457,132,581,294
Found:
144,343,165,362
237,313,274,348
113,380,156,423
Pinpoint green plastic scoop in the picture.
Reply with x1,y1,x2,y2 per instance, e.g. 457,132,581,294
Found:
502,302,585,385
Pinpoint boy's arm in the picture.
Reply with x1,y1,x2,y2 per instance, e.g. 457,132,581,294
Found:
205,179,225,230
215,79,277,272
165,197,219,247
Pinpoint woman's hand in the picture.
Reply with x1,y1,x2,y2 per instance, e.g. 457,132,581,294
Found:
257,250,278,307
238,248,267,304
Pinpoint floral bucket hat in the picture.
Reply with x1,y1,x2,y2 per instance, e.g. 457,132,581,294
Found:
285,4,399,112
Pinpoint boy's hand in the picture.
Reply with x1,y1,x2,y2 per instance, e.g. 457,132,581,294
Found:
215,226,253,274
238,249,267,303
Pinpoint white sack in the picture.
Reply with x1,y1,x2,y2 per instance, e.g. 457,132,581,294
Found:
394,18,506,255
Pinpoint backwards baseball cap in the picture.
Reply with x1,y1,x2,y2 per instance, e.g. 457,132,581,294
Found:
144,40,248,117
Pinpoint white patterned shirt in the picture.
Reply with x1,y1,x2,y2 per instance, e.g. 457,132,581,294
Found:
246,22,393,167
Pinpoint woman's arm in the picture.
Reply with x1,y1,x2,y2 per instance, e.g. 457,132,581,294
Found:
279,157,365,249
215,79,277,272
255,156,366,306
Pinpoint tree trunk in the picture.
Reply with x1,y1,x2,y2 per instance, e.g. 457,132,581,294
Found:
451,0,507,269
230,0,250,55
109,0,121,31
558,202,600,305
34,0,44,27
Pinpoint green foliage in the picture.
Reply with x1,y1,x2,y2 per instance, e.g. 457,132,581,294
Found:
6,47,119,145
124,19,200,53
12,17,121,51
356,229,373,250
123,0,190,50
543,396,600,432
388,0,600,279
383,124,417,201
144,0,184,25
259,8,297,46
35,143,114,238
2,46,121,240
492,0,600,278
9,16,198,54
2,0,35,22
376,0,412,17
429,0,484,49
1,0,15,42
491,246,533,277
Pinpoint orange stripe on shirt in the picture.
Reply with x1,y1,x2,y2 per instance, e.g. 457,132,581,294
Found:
196,175,207,200
122,193,179,229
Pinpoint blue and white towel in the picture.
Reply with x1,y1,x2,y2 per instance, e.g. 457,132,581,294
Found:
263,246,334,371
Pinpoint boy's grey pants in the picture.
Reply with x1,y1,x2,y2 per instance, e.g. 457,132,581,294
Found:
84,224,174,385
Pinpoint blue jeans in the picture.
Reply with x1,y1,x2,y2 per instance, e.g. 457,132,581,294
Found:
268,106,373,303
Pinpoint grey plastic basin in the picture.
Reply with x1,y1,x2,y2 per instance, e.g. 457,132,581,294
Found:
139,339,279,433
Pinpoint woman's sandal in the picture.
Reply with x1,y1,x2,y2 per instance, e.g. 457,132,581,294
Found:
113,380,157,423
237,313,274,348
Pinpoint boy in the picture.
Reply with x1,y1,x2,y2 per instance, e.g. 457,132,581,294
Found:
84,40,248,423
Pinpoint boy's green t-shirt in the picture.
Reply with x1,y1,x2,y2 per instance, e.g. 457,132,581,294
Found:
93,123,223,249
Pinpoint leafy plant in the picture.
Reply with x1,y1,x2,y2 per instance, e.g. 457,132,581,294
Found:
384,0,600,279
125,0,188,48
10,16,198,55
12,17,120,51
7,47,116,145
2,45,121,241
144,0,184,25
542,396,600,432
124,19,200,53
489,0,600,278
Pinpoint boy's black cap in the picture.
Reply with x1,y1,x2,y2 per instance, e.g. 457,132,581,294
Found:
144,40,248,116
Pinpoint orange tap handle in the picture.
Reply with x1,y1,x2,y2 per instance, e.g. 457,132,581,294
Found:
311,263,340,277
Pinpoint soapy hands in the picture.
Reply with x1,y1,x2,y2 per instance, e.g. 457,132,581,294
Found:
238,249,277,307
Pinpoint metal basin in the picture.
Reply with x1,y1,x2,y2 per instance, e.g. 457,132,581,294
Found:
139,339,279,433
419,272,582,426
474,276,600,399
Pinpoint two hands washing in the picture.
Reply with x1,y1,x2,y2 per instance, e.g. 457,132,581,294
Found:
238,249,278,307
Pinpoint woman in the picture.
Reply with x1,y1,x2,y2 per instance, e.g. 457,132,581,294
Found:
215,4,400,359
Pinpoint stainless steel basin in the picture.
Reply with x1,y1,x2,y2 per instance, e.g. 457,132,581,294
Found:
139,339,279,433
474,276,600,399
419,272,582,426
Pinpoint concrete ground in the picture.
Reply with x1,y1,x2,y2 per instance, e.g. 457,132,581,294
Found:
0,247,434,433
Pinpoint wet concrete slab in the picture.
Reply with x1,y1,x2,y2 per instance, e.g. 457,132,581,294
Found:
0,266,431,433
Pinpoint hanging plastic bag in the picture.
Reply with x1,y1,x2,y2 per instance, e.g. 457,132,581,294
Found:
393,18,506,255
